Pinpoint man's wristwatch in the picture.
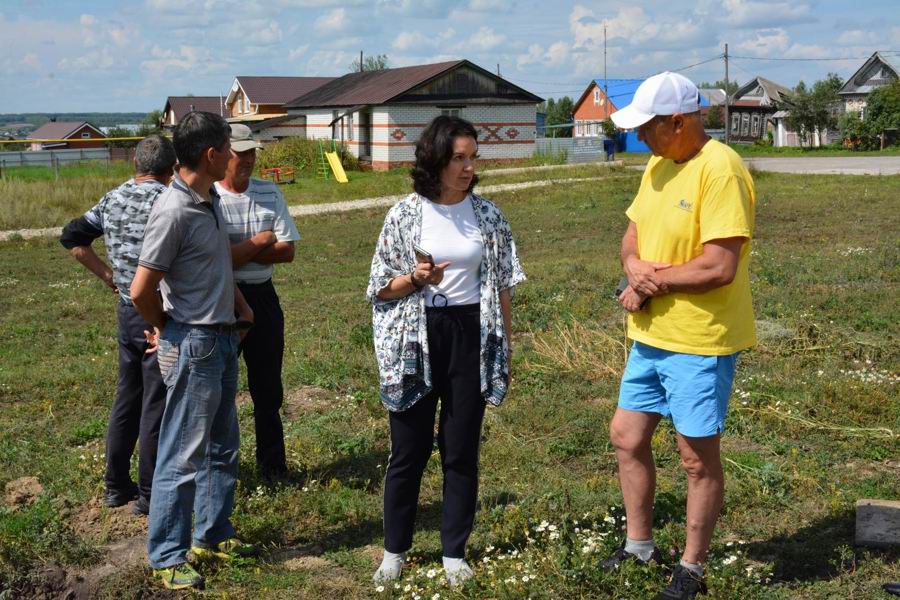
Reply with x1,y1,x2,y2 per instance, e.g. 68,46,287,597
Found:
410,272,425,289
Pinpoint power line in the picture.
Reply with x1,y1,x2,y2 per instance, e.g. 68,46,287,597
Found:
730,52,900,62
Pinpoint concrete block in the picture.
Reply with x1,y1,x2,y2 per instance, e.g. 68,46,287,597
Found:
856,499,900,548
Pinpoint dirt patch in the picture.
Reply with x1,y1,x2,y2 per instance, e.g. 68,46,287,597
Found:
283,385,334,419
70,497,147,540
284,555,334,571
237,385,334,419
5,475,44,508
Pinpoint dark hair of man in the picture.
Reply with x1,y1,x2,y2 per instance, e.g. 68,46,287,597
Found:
172,111,230,170
135,134,177,176
411,115,479,200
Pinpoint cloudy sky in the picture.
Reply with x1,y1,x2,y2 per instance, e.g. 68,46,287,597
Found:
1,0,898,113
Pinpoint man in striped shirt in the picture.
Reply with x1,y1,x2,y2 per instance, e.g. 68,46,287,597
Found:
216,124,300,482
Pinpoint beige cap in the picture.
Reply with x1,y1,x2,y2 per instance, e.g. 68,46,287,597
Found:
229,123,263,152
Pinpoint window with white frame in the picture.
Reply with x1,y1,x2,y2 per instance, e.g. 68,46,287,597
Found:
81,132,91,138
332,110,339,139
441,108,461,118
731,113,740,133
750,114,760,137
594,89,601,105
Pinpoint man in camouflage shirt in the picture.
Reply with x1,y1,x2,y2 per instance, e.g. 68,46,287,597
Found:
60,135,176,515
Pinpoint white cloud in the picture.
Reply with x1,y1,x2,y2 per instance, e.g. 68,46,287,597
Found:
315,8,347,33
460,26,506,52
59,48,117,71
245,20,282,45
79,14,96,26
288,44,310,61
516,41,569,69
735,27,789,56
393,31,432,51
836,30,873,46
720,0,814,28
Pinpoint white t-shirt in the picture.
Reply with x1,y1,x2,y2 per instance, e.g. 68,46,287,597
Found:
419,195,482,306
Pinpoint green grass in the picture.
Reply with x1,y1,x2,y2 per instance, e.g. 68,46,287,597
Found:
0,172,898,598
729,143,900,157
0,162,628,230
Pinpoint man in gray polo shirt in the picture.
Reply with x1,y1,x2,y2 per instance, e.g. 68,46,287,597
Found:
216,124,300,482
131,111,256,591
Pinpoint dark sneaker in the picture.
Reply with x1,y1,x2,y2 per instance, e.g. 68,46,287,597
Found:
599,542,664,571
131,495,150,516
654,564,708,600
155,563,205,590
104,484,138,508
188,538,259,562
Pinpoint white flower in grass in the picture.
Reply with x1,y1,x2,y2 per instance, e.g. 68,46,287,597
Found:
432,594,441,600
486,545,495,552
404,584,412,592
426,568,437,579
375,585,384,592
604,515,616,525
548,524,557,531
522,575,530,582
549,532,560,540
723,555,738,565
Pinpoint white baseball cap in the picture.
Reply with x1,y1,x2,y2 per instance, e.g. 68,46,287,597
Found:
610,71,701,130
229,123,263,152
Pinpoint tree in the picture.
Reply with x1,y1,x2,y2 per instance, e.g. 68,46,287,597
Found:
697,79,739,96
143,110,164,130
865,79,900,135
349,54,389,73
105,126,139,148
780,73,843,146
704,105,724,129
544,96,574,137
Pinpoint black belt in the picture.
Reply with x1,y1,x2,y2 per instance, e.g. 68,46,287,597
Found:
236,279,273,288
192,322,241,334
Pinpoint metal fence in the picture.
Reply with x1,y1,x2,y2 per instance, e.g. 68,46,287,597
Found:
0,148,111,168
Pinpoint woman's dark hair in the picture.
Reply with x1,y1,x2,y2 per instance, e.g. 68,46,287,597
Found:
411,115,479,200
173,111,230,170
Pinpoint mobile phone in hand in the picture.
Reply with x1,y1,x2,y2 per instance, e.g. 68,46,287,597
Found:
615,276,650,309
413,243,434,265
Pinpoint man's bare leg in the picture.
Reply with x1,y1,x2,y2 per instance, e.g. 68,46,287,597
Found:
676,433,724,564
610,408,662,540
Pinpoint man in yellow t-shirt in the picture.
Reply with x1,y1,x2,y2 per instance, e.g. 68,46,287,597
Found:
600,72,756,600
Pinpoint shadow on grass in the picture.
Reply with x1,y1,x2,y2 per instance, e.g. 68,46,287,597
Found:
745,510,900,583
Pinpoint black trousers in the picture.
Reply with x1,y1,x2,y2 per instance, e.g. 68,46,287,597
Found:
106,302,166,500
383,304,486,558
238,280,287,476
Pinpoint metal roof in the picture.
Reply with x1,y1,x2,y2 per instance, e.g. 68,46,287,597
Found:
234,76,336,105
838,51,899,96
164,96,224,121
576,78,710,112
285,59,541,108
28,121,103,140
286,61,465,108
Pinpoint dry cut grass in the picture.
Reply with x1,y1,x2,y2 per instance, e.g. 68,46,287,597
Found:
527,318,629,382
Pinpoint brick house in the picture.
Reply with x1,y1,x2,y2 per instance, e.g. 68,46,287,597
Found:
280,60,542,170
162,96,224,127
27,121,105,150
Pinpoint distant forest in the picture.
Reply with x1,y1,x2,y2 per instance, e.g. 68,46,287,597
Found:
0,113,150,129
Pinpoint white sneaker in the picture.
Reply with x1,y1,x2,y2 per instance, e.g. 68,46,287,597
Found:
442,557,474,586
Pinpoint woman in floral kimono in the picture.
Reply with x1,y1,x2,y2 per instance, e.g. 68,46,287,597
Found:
366,116,525,586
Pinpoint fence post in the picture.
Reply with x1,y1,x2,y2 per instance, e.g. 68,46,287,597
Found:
54,155,60,180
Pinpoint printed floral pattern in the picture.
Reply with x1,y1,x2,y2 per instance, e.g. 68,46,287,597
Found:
366,192,526,412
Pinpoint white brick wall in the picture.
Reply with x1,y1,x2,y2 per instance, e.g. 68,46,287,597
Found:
285,103,537,166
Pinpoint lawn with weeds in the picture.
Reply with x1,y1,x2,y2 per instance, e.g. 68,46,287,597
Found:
0,170,897,598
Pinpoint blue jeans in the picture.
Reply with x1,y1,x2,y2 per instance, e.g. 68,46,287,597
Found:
148,321,240,569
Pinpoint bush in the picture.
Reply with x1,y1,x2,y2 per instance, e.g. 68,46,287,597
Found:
257,137,360,175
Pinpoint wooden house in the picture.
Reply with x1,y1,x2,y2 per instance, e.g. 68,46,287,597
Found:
280,60,542,170
838,51,899,118
27,121,105,150
728,77,791,143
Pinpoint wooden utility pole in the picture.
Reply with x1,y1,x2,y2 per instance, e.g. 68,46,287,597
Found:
603,23,608,97
724,43,730,145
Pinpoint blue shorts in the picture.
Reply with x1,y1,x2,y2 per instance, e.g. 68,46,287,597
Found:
618,341,739,438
